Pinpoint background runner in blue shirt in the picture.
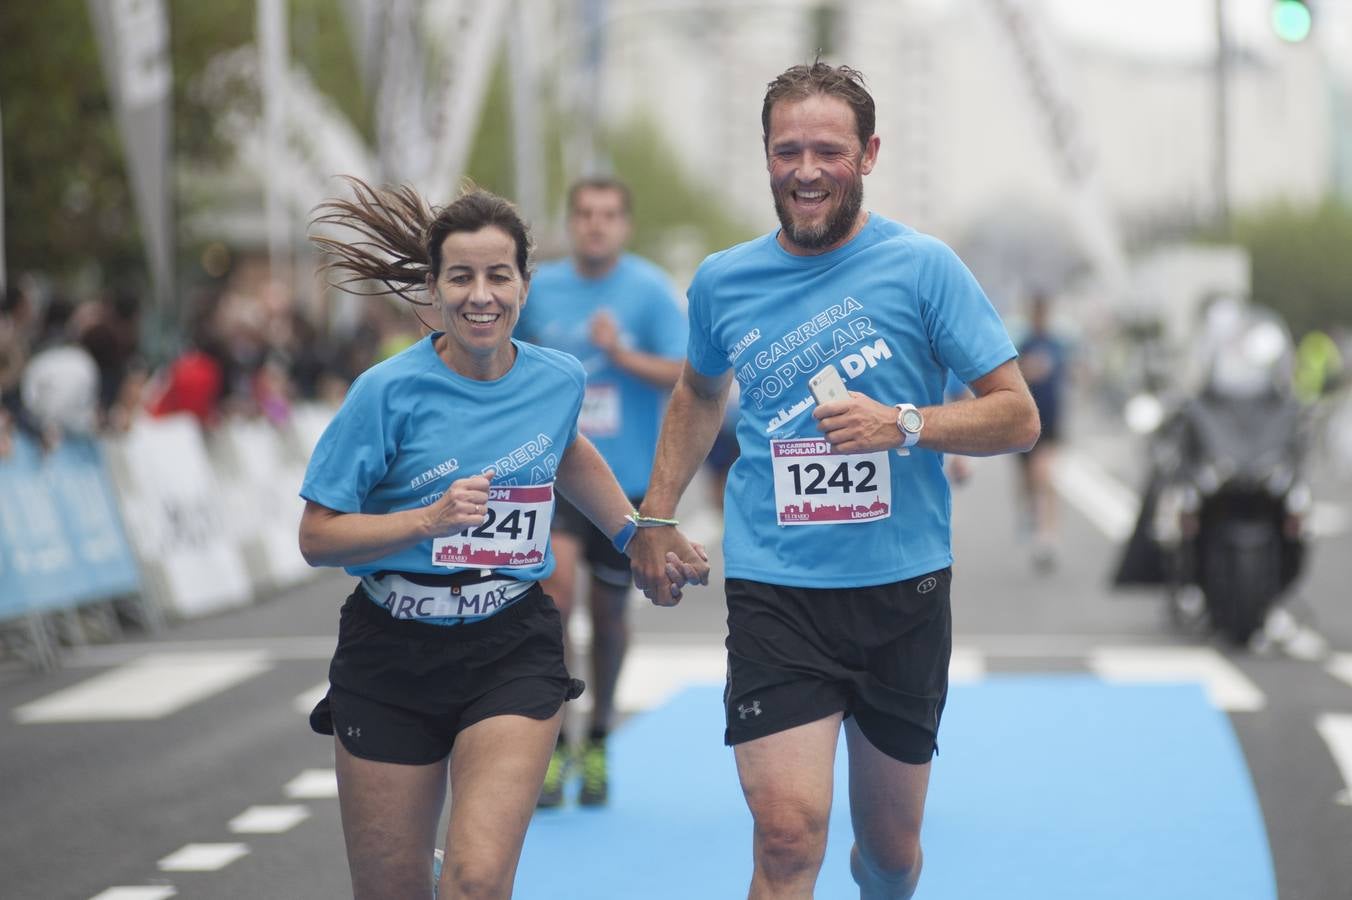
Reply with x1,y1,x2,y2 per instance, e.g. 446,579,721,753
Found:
516,177,687,808
1016,292,1073,572
629,62,1040,899
298,179,705,900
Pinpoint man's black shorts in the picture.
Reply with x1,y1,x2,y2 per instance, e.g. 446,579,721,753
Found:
309,581,583,765
723,569,953,765
551,494,643,587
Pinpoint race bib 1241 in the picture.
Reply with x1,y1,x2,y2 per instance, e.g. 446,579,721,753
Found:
432,483,554,568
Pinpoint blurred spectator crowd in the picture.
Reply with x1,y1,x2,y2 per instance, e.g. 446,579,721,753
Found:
0,257,423,457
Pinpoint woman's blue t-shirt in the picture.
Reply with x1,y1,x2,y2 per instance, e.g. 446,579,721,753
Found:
299,335,583,580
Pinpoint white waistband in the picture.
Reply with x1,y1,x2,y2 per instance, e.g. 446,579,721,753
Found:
361,573,535,622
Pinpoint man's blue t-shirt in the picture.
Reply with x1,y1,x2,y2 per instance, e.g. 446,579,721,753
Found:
688,214,1017,588
299,335,583,580
517,254,686,496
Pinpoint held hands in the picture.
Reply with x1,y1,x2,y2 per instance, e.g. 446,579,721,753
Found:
421,470,495,537
589,311,621,356
629,527,710,607
813,392,902,453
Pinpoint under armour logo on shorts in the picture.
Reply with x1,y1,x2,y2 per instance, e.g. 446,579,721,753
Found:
346,726,361,739
917,576,938,595
738,701,762,720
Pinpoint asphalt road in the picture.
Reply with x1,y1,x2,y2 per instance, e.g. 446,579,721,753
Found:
3,403,1351,899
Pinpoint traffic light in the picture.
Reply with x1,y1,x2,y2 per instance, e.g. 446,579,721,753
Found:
1271,0,1313,43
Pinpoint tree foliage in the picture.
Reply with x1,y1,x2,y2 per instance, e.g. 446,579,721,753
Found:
3,2,751,297
1,1,364,290
1226,201,1352,336
605,116,756,274
0,0,141,284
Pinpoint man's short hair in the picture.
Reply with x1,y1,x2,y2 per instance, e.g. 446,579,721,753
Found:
567,177,632,216
761,61,876,152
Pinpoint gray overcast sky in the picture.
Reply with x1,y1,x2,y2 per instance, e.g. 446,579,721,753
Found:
1039,0,1352,67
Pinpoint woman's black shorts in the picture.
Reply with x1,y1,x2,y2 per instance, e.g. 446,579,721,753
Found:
723,569,953,765
309,582,583,765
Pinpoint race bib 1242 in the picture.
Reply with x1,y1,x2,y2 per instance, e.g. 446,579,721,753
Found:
770,439,891,526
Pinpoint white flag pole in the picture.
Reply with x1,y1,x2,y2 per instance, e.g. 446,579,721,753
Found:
509,0,545,224
258,0,291,279
86,0,175,356
0,94,7,290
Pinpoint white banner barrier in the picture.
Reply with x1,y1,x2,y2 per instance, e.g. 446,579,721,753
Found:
105,413,254,619
211,417,312,594
288,402,333,459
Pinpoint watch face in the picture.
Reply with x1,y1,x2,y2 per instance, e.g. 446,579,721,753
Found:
901,409,923,433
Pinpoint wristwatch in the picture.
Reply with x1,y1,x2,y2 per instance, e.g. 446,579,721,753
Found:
894,403,924,448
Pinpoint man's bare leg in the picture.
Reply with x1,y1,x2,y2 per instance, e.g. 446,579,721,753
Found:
734,714,843,899
844,718,931,899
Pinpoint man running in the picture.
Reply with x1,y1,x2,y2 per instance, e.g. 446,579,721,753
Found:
630,62,1039,898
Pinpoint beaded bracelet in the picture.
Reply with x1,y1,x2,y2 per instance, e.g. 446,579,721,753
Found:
611,511,679,554
626,512,680,528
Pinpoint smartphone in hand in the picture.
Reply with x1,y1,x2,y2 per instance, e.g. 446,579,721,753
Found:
808,364,849,405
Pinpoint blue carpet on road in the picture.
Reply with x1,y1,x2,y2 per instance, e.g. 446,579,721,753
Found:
514,676,1276,899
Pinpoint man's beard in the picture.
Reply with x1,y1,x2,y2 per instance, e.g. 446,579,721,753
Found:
773,175,864,251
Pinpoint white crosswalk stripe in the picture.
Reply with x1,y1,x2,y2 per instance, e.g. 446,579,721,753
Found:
157,843,249,872
14,652,272,723
1054,452,1139,541
1088,645,1266,712
1055,449,1347,542
1315,714,1352,806
229,805,311,834
1326,653,1352,690
949,646,986,682
16,640,1284,728
294,680,329,715
87,888,177,900
285,769,338,799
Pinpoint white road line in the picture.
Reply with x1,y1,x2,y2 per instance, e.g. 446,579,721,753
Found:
571,645,987,714
62,636,338,667
88,888,177,900
949,647,986,683
1315,714,1352,806
286,769,338,799
1310,502,1349,538
1053,452,1139,541
294,680,329,715
229,805,311,834
1327,653,1352,690
1057,448,1346,541
14,652,272,723
571,645,727,714
569,614,593,645
1088,645,1266,712
157,843,249,872
956,635,1192,657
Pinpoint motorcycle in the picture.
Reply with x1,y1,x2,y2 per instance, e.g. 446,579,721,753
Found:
1114,304,1310,645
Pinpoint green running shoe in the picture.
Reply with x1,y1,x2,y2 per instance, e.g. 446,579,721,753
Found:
537,743,570,808
578,739,608,807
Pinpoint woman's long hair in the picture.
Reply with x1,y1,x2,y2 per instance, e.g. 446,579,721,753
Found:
310,176,534,311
